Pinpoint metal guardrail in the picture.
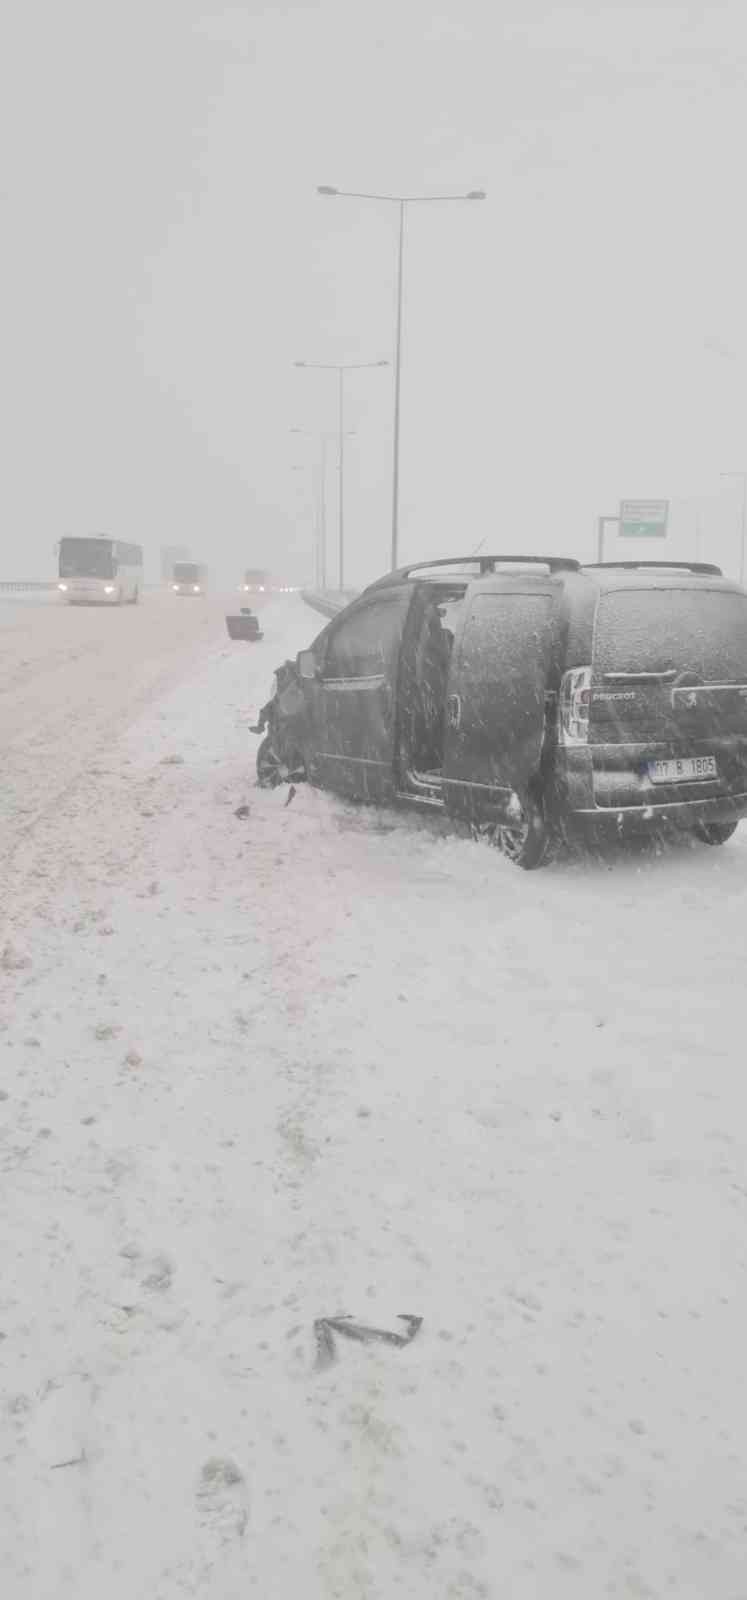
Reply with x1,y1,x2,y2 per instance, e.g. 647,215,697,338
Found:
301,589,357,619
0,580,58,592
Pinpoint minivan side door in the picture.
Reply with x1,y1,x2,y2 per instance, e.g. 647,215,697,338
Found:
306,586,415,801
442,575,561,825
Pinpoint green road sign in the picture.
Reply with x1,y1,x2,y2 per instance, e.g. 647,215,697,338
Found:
619,499,669,538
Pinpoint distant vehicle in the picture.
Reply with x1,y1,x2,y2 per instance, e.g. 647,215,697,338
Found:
161,544,190,583
58,536,143,605
172,562,208,595
241,569,269,593
256,555,747,867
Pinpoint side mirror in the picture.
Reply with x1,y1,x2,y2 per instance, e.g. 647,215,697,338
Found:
298,649,318,681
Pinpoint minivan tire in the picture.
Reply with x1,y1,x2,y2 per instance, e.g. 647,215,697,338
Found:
494,799,549,870
256,736,307,789
256,736,286,788
692,820,738,847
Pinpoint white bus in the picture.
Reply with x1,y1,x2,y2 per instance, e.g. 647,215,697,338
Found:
58,536,143,604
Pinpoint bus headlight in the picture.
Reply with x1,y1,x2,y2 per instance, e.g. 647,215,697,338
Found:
104,585,115,594
58,582,68,591
193,585,200,592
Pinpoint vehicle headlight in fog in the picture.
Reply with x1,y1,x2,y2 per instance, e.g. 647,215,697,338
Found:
104,585,115,593
58,582,68,591
172,584,179,591
259,585,265,592
193,585,200,592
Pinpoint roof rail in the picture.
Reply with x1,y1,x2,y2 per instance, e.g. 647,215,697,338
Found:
365,554,581,591
585,560,723,577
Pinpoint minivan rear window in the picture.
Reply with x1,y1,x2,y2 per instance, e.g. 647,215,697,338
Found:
594,588,747,681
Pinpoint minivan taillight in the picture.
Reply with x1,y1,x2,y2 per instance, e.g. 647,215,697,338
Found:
559,666,592,745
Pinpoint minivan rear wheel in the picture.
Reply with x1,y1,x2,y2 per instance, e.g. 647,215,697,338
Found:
692,820,738,847
494,800,549,870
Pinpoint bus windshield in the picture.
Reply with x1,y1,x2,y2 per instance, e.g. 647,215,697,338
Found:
174,563,201,583
59,538,115,579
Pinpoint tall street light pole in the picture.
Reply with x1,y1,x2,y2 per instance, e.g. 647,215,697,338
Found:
294,359,388,590
317,185,487,571
319,436,327,588
291,429,323,585
291,427,356,590
289,464,317,585
721,472,747,584
338,368,345,588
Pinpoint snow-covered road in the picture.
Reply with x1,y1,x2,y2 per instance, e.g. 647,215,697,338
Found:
0,589,230,892
2,595,747,1599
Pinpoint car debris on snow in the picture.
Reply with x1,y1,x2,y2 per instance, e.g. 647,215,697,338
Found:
313,1313,423,1371
50,1452,86,1471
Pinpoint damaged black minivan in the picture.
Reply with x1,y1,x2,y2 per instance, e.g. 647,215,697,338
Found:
256,556,747,867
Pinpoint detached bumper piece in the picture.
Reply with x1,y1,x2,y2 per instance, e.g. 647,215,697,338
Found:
226,611,263,642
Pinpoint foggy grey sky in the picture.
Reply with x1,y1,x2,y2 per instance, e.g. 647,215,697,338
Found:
3,0,747,586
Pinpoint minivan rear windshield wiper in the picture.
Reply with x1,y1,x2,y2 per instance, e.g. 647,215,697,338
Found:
602,669,678,683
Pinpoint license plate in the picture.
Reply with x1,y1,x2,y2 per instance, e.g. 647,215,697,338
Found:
647,755,717,784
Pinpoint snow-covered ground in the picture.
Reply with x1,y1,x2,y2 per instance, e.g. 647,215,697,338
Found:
2,594,747,1599
0,589,229,889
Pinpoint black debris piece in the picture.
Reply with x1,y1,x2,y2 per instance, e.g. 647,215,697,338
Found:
313,1313,423,1371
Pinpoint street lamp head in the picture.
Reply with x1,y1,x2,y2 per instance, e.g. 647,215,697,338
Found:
466,189,487,200
317,186,339,196
293,361,307,368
